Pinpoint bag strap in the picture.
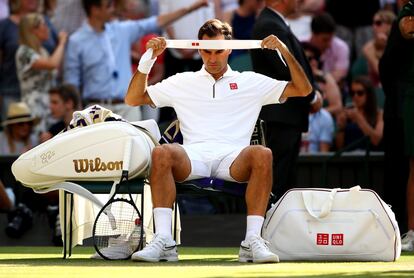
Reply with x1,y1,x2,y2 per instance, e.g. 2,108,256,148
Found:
302,188,338,219
33,181,105,209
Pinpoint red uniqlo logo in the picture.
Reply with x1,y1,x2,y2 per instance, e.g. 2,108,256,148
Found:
331,234,344,245
191,42,199,46
229,83,238,90
316,233,329,245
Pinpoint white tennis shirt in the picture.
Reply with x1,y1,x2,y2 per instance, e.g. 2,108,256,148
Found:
147,66,288,147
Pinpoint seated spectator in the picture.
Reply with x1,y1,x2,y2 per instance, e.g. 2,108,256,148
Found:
325,0,380,58
0,102,39,239
40,84,81,142
335,76,384,151
362,9,396,88
302,108,335,153
15,13,68,133
1,101,62,244
308,12,350,84
0,102,39,155
302,41,343,117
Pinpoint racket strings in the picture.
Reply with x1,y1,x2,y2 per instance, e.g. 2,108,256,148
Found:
94,200,142,259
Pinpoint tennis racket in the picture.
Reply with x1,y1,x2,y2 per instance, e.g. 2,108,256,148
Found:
92,140,144,260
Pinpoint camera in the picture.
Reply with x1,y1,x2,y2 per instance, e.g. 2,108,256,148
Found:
5,203,33,238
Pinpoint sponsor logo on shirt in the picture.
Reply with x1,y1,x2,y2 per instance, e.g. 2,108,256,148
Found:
229,83,238,90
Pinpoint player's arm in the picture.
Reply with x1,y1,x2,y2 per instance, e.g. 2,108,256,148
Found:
261,35,312,101
125,37,167,107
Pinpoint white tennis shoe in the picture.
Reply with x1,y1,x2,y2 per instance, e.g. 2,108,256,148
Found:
401,230,414,252
239,234,279,263
131,234,178,262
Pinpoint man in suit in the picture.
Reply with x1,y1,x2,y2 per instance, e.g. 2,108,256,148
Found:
251,0,321,199
379,0,414,245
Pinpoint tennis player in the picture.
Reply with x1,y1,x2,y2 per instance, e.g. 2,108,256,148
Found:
125,19,312,263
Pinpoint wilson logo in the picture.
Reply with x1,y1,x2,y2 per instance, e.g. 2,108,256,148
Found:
73,158,123,173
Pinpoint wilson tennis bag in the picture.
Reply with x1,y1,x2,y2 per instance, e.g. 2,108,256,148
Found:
262,186,401,261
12,121,157,194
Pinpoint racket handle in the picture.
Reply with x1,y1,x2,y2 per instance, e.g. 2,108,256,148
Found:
122,138,132,175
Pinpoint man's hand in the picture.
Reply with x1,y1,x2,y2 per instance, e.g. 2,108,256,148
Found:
345,107,363,124
261,35,288,52
146,37,167,59
58,31,68,46
189,0,209,11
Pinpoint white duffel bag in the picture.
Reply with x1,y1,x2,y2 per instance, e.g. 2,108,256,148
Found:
262,186,401,261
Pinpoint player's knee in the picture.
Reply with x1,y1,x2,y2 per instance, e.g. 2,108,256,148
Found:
251,146,273,170
151,145,174,167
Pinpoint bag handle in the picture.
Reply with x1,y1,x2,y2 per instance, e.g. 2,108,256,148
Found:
302,188,338,219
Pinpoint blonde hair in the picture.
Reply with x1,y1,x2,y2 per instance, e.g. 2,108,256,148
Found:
19,13,44,53
374,9,396,24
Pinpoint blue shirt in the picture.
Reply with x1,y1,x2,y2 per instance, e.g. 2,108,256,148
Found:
308,109,334,153
64,17,159,100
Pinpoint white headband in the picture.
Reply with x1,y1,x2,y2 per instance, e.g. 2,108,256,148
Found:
165,39,285,66
139,39,286,73
165,39,262,49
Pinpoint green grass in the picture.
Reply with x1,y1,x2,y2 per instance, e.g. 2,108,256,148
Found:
0,247,414,278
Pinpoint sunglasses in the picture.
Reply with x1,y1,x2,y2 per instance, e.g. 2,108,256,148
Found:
349,90,366,97
373,20,387,26
14,121,33,127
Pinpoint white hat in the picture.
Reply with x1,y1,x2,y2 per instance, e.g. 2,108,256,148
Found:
2,102,39,126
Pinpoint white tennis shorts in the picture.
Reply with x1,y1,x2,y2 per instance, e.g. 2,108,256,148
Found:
181,143,246,182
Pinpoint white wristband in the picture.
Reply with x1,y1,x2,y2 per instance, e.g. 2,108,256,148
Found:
138,48,157,74
310,91,319,105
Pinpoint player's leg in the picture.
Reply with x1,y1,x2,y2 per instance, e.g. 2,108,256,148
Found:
150,143,191,207
227,145,279,263
132,144,190,262
230,145,273,216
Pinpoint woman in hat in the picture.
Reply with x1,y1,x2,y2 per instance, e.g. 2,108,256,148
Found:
15,12,67,132
0,102,39,154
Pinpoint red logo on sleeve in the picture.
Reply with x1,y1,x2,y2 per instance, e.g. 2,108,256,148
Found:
316,233,329,245
191,42,199,46
229,83,238,90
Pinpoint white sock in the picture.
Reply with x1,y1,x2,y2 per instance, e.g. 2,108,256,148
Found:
245,215,264,241
153,207,173,239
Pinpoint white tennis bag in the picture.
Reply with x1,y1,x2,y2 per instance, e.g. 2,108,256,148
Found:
262,186,401,261
12,120,157,190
